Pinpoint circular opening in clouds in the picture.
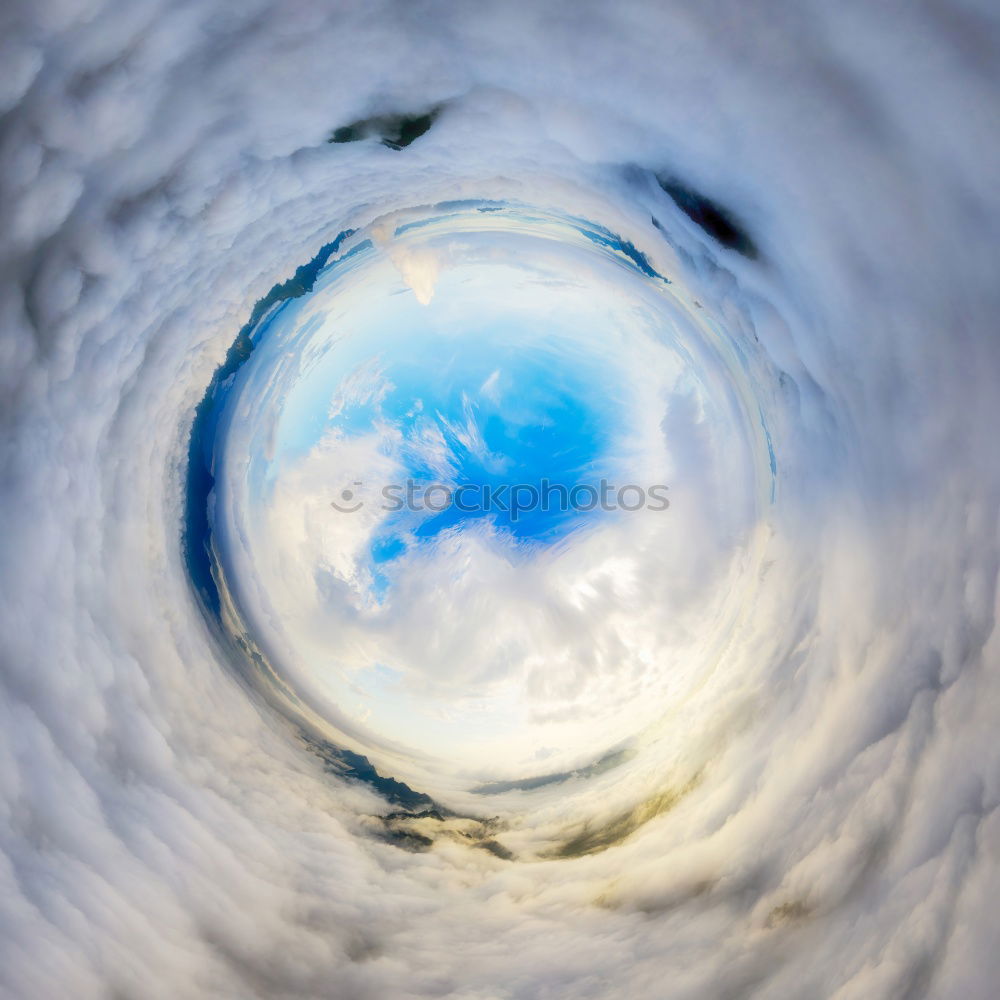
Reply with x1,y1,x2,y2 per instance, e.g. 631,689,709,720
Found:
187,197,776,807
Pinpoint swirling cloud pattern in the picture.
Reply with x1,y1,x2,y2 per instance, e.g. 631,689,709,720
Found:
2,2,999,998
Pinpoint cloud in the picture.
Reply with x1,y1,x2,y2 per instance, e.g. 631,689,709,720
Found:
1,0,999,998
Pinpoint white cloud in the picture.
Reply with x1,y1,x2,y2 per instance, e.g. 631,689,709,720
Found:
1,0,998,997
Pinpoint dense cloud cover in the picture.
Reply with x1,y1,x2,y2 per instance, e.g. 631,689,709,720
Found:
2,1,1000,998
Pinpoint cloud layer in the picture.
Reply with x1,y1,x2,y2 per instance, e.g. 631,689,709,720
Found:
1,1,999,998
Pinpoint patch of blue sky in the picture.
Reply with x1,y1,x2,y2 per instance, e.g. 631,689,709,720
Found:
366,330,622,553
308,315,622,566
218,201,692,602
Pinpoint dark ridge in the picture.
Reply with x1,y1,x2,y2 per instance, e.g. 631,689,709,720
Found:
478,839,514,861
304,737,438,812
328,107,441,150
386,111,436,150
379,797,515,860
470,748,635,795
656,175,758,258
301,750,521,858
329,124,364,144
384,808,444,823
383,829,434,852
543,776,700,859
183,228,355,620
